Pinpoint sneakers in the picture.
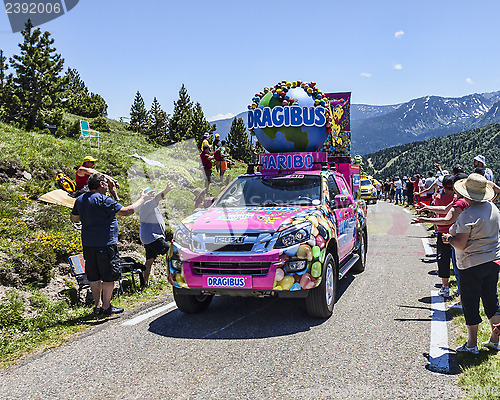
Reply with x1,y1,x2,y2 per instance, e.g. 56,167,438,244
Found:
456,343,479,355
103,305,124,315
438,286,450,298
449,301,462,310
93,306,103,316
482,340,500,350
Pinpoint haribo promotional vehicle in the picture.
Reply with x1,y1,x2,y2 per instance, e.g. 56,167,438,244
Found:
169,81,367,318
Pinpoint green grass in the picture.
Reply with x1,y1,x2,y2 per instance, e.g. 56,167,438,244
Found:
453,280,500,400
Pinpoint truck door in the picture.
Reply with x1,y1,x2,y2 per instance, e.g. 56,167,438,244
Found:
331,174,356,261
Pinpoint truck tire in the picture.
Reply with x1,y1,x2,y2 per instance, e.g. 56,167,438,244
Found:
305,253,337,318
351,229,367,273
173,287,213,314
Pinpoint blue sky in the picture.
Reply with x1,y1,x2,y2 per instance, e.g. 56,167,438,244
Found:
1,0,500,122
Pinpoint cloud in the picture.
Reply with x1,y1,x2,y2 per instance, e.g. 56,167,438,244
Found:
393,64,403,70
360,72,372,78
208,113,235,122
394,30,404,38
466,78,474,85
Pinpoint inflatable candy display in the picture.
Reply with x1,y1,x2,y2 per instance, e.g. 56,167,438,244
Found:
248,81,351,156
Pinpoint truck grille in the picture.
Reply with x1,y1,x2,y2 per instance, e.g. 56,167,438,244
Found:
192,262,270,276
204,243,254,252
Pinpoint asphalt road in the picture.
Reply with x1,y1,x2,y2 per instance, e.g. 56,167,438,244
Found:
0,201,462,400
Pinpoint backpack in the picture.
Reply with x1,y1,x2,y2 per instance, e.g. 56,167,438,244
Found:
56,173,76,193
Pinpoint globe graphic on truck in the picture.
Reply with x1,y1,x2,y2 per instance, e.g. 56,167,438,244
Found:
249,86,329,153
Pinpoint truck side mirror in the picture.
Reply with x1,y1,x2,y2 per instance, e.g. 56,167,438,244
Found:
334,194,348,206
204,197,215,208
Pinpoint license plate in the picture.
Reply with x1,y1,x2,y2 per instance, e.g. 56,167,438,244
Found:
203,276,252,288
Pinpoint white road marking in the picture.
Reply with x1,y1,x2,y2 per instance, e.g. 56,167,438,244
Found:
428,290,450,373
403,208,411,214
421,238,435,256
122,301,177,326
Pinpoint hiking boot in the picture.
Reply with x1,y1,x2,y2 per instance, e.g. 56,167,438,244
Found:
456,343,479,355
103,305,124,315
93,306,103,316
438,286,450,298
482,340,500,351
449,301,462,310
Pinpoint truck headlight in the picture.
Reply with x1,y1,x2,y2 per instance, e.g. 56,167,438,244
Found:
274,222,312,249
174,223,192,249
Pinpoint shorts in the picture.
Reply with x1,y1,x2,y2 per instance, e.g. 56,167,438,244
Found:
204,169,212,183
459,261,500,326
83,244,121,282
144,237,170,260
220,161,227,171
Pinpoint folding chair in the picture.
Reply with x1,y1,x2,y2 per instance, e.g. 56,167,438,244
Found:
117,256,145,293
68,254,90,302
80,120,101,148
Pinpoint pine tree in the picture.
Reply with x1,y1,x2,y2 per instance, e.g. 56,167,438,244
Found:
147,97,169,144
192,102,215,148
168,84,193,143
129,91,148,133
64,67,107,118
226,117,252,163
9,20,68,128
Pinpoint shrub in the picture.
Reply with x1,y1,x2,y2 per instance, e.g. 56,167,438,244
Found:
0,290,25,328
29,290,49,310
91,115,110,133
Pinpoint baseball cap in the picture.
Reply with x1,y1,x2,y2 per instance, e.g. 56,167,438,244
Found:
203,144,210,149
215,133,220,138
452,164,464,174
83,156,97,163
474,155,486,166
203,132,209,137
442,174,454,188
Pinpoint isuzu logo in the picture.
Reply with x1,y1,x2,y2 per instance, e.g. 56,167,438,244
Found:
214,236,246,244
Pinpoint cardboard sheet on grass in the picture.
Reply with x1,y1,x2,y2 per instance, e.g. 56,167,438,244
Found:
39,189,76,208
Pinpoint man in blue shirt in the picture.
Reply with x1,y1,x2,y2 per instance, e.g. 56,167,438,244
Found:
71,173,153,316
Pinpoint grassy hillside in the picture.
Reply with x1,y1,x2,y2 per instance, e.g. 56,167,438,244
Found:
363,123,500,179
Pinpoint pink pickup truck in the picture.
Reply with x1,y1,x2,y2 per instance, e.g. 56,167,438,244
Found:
169,151,367,318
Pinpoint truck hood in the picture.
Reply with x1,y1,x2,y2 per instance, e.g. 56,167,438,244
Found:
181,206,317,232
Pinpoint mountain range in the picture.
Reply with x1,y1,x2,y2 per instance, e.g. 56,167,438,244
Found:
211,90,500,155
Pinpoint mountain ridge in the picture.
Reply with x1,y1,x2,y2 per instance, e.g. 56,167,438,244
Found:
211,90,500,154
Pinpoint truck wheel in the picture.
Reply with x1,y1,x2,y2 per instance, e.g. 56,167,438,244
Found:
173,287,213,314
351,230,367,273
305,253,337,318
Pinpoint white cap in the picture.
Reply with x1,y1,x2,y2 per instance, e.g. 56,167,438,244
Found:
474,155,486,166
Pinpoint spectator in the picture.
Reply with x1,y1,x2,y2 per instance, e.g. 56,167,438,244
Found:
200,144,213,192
412,175,456,297
406,176,415,205
193,187,208,209
75,156,120,201
389,178,395,202
139,183,175,287
383,179,391,201
70,173,154,316
201,132,210,149
212,133,221,152
473,155,494,182
443,173,500,354
394,176,403,205
219,140,229,182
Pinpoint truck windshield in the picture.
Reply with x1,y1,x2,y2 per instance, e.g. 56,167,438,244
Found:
361,179,372,186
215,175,322,207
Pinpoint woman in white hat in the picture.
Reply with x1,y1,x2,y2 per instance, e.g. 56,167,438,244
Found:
443,173,500,354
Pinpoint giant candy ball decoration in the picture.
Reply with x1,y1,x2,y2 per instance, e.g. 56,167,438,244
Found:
248,81,330,153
